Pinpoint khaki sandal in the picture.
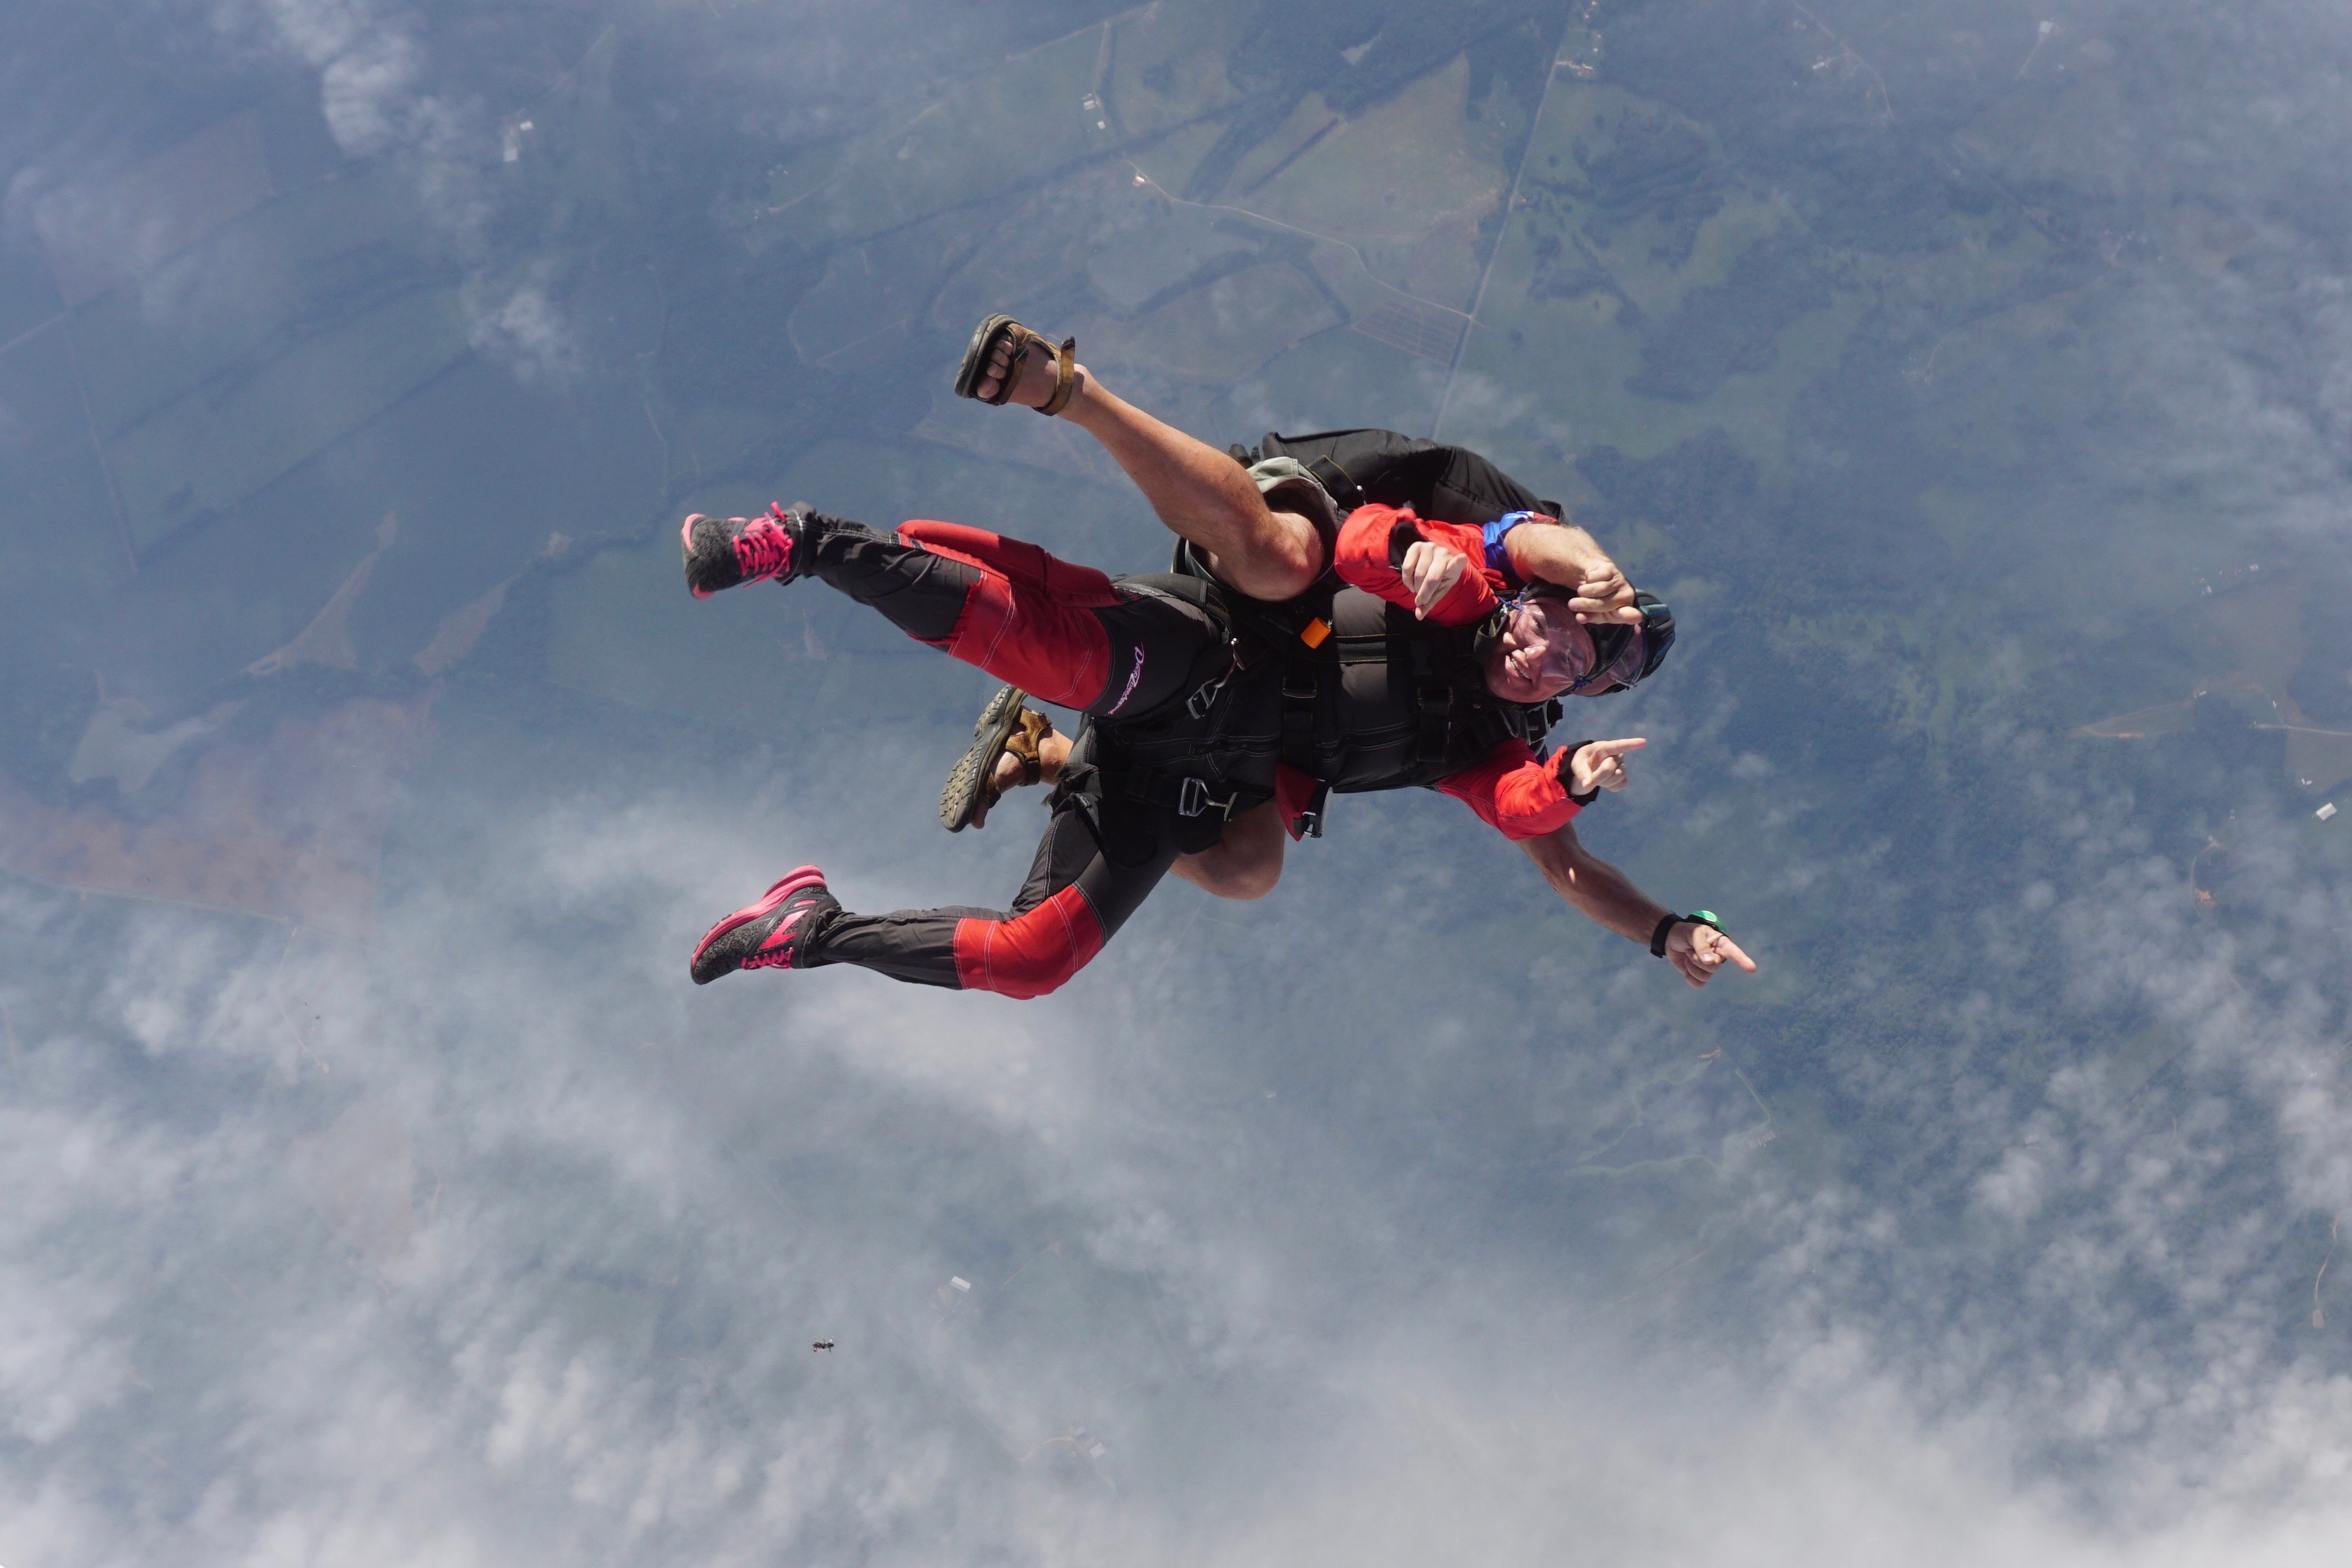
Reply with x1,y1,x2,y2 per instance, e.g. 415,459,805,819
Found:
940,688,1057,831
953,313,1080,417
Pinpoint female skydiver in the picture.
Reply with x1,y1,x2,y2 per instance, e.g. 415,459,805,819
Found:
677,495,1753,998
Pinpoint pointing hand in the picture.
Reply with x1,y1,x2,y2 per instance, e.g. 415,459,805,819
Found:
1569,737,1647,795
1666,921,1758,989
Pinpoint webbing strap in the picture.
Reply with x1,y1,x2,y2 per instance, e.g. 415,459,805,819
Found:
1295,777,1331,839
1415,683,1454,762
1049,761,1272,822
1278,657,1319,775
1112,768,1270,820
1035,336,1080,417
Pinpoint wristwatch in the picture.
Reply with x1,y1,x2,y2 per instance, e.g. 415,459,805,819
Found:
1650,910,1723,958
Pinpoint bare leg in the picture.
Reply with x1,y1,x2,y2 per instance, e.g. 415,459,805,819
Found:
974,338,1323,600
977,731,1287,901
1168,800,1285,900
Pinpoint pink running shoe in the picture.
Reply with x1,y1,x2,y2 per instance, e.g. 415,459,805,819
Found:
690,866,840,984
680,501,810,598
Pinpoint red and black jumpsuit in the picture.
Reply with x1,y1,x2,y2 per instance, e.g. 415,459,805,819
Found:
787,505,1591,1000
791,515,1240,1000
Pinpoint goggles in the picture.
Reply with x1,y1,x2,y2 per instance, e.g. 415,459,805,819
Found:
1521,588,1677,696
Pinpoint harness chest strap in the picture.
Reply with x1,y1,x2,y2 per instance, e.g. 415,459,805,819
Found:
1049,760,1273,821
1328,608,1554,765
1186,567,1339,827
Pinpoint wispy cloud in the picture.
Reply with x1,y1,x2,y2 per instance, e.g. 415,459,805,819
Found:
0,724,2346,1565
211,0,560,377
6,0,2352,1560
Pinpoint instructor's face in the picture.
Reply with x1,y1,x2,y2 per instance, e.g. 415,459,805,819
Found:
1484,597,1595,703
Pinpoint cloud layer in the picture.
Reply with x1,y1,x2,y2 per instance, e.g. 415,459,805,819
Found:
3,0,2351,1561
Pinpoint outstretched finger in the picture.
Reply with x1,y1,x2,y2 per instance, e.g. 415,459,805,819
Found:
1589,737,1647,758
1707,932,1759,974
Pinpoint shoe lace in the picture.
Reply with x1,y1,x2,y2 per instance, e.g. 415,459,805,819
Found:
734,503,796,579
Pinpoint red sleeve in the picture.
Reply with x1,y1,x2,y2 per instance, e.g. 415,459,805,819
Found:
1435,739,1583,841
1333,504,1506,625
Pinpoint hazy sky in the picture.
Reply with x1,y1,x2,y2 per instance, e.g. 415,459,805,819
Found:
2,0,2350,1563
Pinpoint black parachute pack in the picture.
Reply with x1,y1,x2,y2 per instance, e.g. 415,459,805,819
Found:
1233,427,1565,532
1150,431,1568,836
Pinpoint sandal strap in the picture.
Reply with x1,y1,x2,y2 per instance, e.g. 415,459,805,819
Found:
1004,709,1055,787
979,709,1055,807
1034,336,1079,417
1009,713,1049,787
958,317,1038,408
984,324,1042,408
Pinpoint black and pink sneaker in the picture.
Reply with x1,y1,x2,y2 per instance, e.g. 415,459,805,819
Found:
690,866,840,985
681,501,810,598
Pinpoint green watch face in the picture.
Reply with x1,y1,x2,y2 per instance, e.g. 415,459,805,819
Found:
1691,910,1720,926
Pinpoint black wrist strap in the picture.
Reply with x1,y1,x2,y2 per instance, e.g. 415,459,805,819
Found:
1650,911,1724,958
1557,741,1600,806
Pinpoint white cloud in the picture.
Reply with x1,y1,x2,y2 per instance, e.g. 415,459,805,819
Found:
6,0,2352,1560
217,0,431,159
0,741,2345,1567
212,0,538,370
463,269,581,385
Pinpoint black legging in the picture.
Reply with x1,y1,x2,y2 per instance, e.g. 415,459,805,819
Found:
791,517,1228,998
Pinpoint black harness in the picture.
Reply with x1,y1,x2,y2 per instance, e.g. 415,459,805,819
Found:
1158,553,1558,839
1325,602,1563,779
1057,431,1567,846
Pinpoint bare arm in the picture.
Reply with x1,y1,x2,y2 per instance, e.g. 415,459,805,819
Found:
1502,519,1642,625
1519,819,1666,943
1518,821,1756,988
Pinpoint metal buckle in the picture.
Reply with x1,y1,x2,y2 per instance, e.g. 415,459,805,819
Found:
1177,777,1239,819
1293,779,1330,840
1185,658,1238,719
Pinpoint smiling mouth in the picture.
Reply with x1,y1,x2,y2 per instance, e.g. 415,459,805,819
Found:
1516,632,1586,687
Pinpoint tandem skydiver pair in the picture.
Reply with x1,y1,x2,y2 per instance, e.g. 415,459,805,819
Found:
680,315,1755,998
